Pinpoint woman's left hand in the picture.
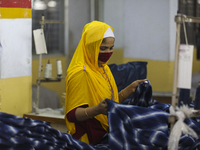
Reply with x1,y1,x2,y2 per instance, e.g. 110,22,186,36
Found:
119,79,147,103
130,79,147,93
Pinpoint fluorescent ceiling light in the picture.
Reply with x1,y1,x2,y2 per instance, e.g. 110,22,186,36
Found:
48,0,57,8
33,0,47,10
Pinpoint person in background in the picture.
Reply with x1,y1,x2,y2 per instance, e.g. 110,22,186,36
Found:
65,21,146,145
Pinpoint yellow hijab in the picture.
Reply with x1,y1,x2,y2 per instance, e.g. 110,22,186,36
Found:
65,21,119,143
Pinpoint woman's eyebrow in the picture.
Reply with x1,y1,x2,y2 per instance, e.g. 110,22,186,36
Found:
100,46,108,48
100,45,114,48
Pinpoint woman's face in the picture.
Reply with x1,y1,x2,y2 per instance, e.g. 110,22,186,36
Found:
98,37,115,66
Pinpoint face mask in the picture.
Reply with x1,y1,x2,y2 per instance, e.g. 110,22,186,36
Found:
98,52,113,62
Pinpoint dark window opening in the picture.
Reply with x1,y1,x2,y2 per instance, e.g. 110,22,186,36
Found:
32,0,65,55
178,0,200,45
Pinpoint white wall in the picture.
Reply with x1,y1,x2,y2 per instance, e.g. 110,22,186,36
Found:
68,0,90,65
68,0,178,61
0,19,32,79
124,0,168,61
68,0,90,51
169,0,178,61
68,0,124,51
104,0,178,61
103,0,124,49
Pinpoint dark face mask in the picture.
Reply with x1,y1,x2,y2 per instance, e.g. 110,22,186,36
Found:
98,52,113,63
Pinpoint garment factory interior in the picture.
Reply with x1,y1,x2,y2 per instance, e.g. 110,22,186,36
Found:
31,0,200,112
32,0,200,114
1,0,200,149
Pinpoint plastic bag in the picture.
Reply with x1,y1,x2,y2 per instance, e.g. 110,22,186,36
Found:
168,105,198,150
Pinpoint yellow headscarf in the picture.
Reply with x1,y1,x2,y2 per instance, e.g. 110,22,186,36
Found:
65,21,119,143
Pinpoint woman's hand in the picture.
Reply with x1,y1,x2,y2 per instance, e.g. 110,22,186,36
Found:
96,100,108,115
130,79,147,93
119,79,147,103
75,100,108,121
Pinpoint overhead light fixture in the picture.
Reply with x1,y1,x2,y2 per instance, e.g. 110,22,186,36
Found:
48,0,57,8
33,0,47,10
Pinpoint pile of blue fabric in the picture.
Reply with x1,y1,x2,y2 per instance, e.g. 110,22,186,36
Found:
0,112,109,150
0,80,199,149
106,80,200,150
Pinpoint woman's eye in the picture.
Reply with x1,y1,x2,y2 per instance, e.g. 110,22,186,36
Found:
100,46,114,51
100,47,106,50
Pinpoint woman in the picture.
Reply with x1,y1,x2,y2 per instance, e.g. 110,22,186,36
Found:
65,21,146,145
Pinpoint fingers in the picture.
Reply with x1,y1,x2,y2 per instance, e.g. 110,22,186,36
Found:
132,79,146,86
102,100,107,104
103,101,108,115
134,79,147,86
99,100,108,115
130,79,148,93
137,79,147,84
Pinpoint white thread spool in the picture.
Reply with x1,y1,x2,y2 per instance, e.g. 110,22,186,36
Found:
44,60,52,78
56,60,62,76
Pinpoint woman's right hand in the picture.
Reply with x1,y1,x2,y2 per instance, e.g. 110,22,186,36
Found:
97,100,108,115
74,100,108,121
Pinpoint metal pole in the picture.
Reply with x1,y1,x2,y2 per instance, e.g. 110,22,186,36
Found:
35,15,45,114
36,54,42,114
172,18,181,108
169,14,181,130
